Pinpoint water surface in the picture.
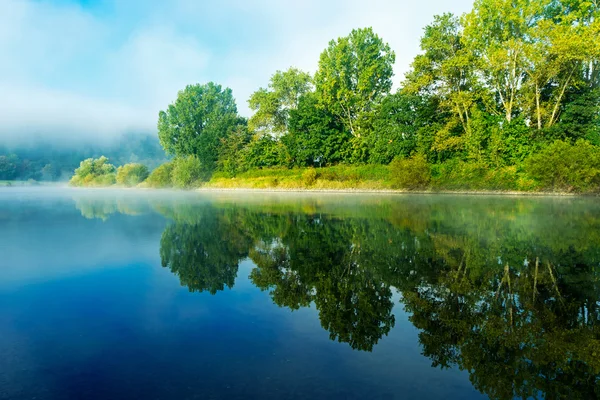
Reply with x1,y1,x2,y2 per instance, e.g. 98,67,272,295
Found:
1,188,599,399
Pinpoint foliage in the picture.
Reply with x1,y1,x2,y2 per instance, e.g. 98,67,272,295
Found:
285,93,351,166
116,163,149,187
217,125,252,176
302,168,318,186
248,68,313,136
158,82,243,171
171,156,207,188
390,155,431,190
242,134,289,169
315,27,396,137
525,140,600,192
69,156,117,187
145,162,174,188
0,133,167,182
0,154,18,180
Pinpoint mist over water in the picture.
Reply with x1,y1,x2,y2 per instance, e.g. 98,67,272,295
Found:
1,188,599,399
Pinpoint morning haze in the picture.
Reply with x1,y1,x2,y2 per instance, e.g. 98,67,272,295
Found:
1,0,599,399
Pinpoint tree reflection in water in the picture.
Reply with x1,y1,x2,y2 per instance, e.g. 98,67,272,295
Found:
76,194,600,399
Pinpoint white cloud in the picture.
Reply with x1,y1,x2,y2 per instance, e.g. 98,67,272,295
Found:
0,0,474,144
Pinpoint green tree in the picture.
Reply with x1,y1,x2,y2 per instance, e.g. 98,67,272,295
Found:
158,82,243,171
69,156,117,187
284,93,351,166
145,162,174,188
315,27,395,137
217,125,253,176
404,13,478,141
171,156,206,188
116,163,149,187
248,68,313,136
0,154,19,180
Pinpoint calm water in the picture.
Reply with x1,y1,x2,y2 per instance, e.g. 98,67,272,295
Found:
0,188,599,400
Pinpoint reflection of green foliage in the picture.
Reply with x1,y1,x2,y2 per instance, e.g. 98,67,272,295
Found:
159,206,252,294
74,196,153,220
75,197,119,221
69,192,600,397
248,214,396,351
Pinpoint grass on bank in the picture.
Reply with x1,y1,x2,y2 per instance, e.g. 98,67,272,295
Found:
67,139,600,194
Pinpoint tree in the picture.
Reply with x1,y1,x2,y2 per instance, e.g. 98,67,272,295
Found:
367,91,440,164
314,27,395,137
403,13,479,159
171,156,206,188
218,125,253,176
69,156,117,186
157,82,243,171
284,93,350,166
0,154,19,180
41,163,58,181
248,68,313,136
145,162,174,188
116,163,149,187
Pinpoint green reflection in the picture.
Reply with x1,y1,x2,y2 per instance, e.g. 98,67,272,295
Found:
74,193,600,399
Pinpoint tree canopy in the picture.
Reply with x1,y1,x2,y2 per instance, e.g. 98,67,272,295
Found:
158,82,243,171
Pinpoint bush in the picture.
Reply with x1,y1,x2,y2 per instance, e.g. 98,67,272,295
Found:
390,154,431,190
432,160,520,191
69,156,117,187
116,163,149,187
171,156,207,188
145,162,174,188
302,168,318,186
525,139,600,192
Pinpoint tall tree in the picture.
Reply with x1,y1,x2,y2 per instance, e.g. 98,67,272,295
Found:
462,0,545,123
248,67,313,136
158,82,243,171
314,27,395,137
403,14,479,158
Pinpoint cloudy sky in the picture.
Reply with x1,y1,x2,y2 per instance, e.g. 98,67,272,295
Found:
0,0,474,142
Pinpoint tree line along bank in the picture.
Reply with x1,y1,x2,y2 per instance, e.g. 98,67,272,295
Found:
70,0,600,193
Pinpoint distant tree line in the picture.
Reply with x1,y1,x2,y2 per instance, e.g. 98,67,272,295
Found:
0,133,167,182
151,0,600,192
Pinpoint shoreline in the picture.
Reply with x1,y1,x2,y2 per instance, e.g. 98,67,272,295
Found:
2,183,595,197
198,187,589,197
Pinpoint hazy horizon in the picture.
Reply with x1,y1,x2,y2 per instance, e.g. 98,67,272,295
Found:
1,0,474,145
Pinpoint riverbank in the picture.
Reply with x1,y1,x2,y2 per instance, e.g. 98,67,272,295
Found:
196,186,585,197
199,165,595,195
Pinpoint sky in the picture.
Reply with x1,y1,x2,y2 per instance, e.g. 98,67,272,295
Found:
0,0,474,143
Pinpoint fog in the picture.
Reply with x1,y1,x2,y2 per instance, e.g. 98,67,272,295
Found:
0,0,474,146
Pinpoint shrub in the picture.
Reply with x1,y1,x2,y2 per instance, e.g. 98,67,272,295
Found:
525,140,600,192
145,162,174,188
171,156,207,188
390,154,431,190
116,163,149,187
69,156,116,187
432,160,520,191
302,168,318,186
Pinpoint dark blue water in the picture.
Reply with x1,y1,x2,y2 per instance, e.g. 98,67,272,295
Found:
1,188,599,399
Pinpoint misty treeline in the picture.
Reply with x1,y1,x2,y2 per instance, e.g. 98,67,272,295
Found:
74,0,599,192
0,133,166,182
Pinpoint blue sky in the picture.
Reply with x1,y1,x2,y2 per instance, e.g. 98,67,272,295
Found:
0,0,474,142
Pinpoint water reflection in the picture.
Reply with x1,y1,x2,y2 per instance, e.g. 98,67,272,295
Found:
74,193,600,399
